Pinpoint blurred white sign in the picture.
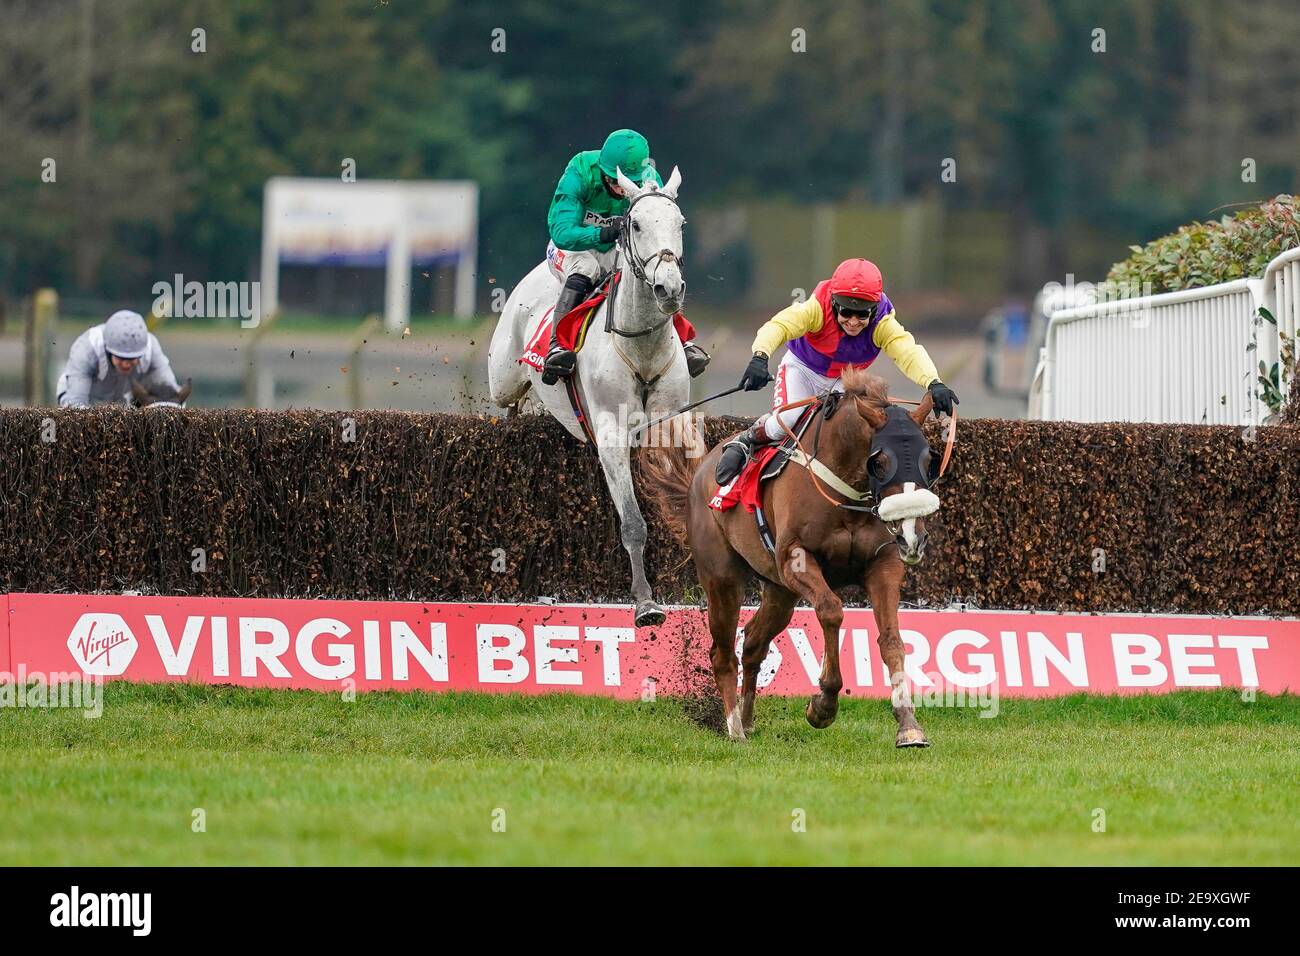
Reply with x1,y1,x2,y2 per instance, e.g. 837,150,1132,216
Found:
261,177,479,326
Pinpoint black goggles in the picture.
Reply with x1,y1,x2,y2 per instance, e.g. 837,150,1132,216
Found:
107,352,139,363
835,302,878,321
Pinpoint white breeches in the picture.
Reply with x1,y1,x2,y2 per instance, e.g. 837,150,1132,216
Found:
546,241,618,284
762,351,844,441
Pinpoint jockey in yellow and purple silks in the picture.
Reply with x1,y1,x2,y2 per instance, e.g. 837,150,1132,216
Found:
715,257,959,485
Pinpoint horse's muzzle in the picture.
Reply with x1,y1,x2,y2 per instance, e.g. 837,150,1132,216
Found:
897,531,928,565
893,518,929,566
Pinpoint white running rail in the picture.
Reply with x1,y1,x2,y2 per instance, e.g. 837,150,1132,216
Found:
1031,247,1300,425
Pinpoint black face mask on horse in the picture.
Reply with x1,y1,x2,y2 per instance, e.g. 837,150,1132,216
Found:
866,404,942,501
818,393,941,504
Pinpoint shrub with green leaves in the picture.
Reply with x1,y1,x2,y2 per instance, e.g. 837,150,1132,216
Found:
1106,194,1300,297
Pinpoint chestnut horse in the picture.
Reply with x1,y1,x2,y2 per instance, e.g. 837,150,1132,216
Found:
643,367,943,747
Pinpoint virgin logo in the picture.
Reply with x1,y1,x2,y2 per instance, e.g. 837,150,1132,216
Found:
66,614,139,676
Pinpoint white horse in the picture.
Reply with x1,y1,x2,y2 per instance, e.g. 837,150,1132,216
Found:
488,166,698,627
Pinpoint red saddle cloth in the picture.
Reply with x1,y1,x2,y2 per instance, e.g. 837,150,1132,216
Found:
520,272,697,371
709,402,824,513
709,445,782,513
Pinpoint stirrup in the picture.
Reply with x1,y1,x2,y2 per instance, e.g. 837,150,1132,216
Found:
541,345,576,385
714,437,754,485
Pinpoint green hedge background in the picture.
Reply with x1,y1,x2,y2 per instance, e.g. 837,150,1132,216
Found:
1106,194,1300,295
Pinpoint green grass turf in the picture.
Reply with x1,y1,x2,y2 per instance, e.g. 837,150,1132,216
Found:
0,683,1296,865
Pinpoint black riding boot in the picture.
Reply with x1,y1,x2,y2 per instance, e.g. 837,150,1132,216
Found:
683,341,711,378
715,418,777,485
541,274,595,385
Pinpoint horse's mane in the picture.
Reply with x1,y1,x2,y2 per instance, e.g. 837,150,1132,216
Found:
839,366,890,408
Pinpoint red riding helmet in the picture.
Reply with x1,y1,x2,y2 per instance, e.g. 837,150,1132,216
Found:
828,258,884,312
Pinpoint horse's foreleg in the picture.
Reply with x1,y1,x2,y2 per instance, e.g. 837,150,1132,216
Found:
779,543,844,729
705,577,746,740
740,582,798,733
866,560,930,748
594,439,663,627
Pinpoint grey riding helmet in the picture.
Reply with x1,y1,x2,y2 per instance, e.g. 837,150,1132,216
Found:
104,310,150,359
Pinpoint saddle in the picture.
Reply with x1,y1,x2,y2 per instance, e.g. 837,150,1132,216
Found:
520,271,699,373
708,400,822,513
710,395,859,554
519,273,617,371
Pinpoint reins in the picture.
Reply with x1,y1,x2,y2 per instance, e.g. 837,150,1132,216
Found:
772,392,958,514
885,396,958,478
775,397,878,513
773,399,895,558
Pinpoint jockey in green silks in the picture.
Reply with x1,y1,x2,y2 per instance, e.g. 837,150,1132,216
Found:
540,128,710,384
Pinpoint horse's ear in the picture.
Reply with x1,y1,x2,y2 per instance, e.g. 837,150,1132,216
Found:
615,167,642,199
856,395,888,430
912,391,934,425
131,379,153,405
176,378,192,403
661,165,682,199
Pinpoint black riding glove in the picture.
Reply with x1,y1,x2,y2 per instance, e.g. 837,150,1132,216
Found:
598,221,623,245
928,379,959,416
739,353,773,391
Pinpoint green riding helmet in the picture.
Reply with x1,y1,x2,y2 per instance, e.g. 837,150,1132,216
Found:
598,129,654,184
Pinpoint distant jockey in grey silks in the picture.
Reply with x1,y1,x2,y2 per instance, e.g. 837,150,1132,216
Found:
57,310,183,407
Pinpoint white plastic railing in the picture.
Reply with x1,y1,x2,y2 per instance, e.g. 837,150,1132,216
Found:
1032,247,1300,425
1260,248,1300,399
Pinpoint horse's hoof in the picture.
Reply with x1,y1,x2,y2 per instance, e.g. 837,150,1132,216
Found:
725,710,747,741
805,697,837,730
896,727,931,748
634,602,666,628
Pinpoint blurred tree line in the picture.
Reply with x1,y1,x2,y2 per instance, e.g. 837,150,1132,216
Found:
0,0,1297,309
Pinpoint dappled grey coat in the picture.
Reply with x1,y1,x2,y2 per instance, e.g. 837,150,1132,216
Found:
56,324,181,407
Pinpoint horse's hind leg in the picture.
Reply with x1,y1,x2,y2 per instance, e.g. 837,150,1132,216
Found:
487,320,529,409
687,469,753,739
740,581,798,733
704,573,746,740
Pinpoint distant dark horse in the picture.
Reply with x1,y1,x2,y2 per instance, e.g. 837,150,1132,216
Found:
643,367,945,746
131,378,192,408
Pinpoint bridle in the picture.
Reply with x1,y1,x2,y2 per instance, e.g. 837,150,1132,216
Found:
773,390,956,552
604,189,684,336
776,395,881,515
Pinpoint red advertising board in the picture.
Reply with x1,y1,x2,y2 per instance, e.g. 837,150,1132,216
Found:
0,593,10,675
4,593,1299,698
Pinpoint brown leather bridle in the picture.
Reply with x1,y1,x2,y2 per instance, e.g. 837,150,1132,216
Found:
772,392,957,513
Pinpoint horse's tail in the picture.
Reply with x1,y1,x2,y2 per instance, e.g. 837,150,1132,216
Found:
638,412,707,546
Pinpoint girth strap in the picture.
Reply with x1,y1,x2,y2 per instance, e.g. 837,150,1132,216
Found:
565,375,597,446
754,505,777,555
